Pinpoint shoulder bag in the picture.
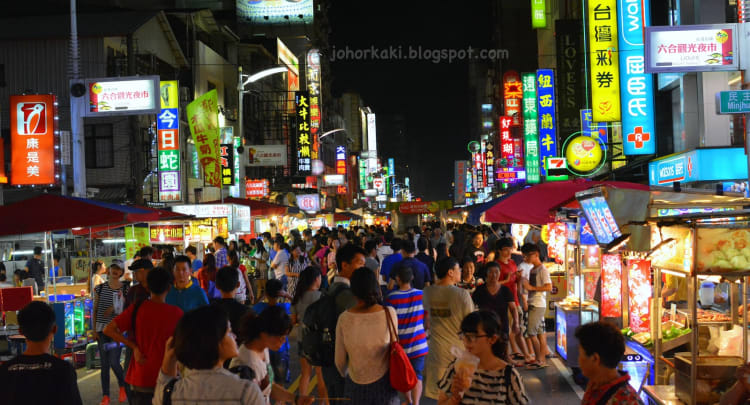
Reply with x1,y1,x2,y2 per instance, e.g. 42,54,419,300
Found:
384,307,417,392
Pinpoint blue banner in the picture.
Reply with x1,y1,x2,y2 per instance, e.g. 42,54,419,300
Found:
537,69,557,177
580,109,609,150
617,0,656,155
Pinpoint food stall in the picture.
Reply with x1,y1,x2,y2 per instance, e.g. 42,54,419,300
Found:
643,210,750,405
172,203,251,243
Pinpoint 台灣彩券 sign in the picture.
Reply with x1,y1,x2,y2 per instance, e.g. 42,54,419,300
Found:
187,90,221,187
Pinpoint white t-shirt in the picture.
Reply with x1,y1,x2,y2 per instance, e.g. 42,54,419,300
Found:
518,262,533,301
270,249,289,280
528,264,551,308
230,346,271,404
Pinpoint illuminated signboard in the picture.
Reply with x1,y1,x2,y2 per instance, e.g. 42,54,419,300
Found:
237,0,314,25
367,113,377,154
578,195,622,245
628,259,652,333
601,253,623,318
588,0,622,122
220,143,234,186
503,71,523,126
245,179,269,198
565,135,604,175
358,157,367,189
580,109,608,149
247,144,287,167
648,147,747,185
531,0,546,28
10,94,57,186
336,145,346,175
85,76,159,117
472,152,483,191
307,49,322,160
557,20,584,133
454,160,467,206
645,24,738,73
230,136,241,197
486,142,495,186
296,194,320,212
522,73,540,184
499,116,514,166
187,90,221,187
149,224,184,243
536,69,557,177
295,91,312,174
496,167,526,183
158,80,181,202
278,39,299,114
388,158,395,176
323,174,345,186
618,0,656,155
172,204,231,218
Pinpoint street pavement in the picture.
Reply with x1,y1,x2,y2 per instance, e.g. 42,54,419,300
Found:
76,333,583,404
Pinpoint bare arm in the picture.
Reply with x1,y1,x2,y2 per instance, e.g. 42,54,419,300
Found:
103,320,138,352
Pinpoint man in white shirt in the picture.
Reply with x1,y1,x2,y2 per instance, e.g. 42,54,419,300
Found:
376,235,393,264
270,239,289,280
521,243,552,368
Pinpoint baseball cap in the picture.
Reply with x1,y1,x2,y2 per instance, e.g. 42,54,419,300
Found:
128,259,154,271
110,259,125,270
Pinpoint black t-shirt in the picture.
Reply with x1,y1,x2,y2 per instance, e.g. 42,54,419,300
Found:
212,298,252,338
25,258,45,287
0,353,82,405
472,284,514,334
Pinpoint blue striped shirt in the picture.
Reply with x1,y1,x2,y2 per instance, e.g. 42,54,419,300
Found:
385,288,429,359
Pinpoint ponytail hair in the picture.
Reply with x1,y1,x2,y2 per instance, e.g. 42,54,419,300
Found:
350,267,380,308
460,310,509,360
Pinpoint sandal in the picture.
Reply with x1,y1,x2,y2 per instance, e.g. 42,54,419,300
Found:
526,362,548,370
511,353,525,361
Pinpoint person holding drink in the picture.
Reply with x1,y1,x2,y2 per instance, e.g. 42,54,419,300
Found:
437,310,529,404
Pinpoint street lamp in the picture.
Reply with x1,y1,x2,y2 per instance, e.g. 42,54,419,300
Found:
319,128,346,140
237,66,288,198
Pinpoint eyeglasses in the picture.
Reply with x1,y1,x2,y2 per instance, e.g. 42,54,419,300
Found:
458,332,489,343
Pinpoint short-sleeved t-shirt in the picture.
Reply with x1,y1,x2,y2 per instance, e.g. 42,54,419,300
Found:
114,299,183,388
391,257,432,290
528,264,552,308
271,249,289,279
380,253,403,282
472,283,515,334
0,354,82,405
25,257,45,287
498,260,519,305
423,285,474,367
291,290,322,328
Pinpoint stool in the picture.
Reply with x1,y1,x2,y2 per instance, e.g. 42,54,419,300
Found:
85,341,100,369
8,335,26,356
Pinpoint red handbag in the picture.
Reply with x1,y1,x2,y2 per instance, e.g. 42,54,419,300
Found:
384,307,417,392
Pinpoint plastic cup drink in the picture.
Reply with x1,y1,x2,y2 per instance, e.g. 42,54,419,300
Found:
454,352,480,389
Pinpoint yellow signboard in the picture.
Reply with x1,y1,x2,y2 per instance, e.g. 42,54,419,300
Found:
587,0,621,122
565,135,603,172
160,80,178,109
187,90,221,187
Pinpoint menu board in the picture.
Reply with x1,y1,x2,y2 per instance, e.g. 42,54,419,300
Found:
579,195,622,245
650,226,693,273
696,228,750,272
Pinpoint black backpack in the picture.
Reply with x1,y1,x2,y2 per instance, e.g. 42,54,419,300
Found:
301,283,348,367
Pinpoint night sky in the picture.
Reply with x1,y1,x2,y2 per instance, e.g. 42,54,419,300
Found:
328,0,494,201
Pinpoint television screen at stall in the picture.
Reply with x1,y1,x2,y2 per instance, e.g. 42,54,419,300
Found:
577,190,622,246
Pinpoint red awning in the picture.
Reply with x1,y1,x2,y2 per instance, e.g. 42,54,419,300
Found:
483,179,649,225
70,205,191,236
0,194,160,237
203,197,296,217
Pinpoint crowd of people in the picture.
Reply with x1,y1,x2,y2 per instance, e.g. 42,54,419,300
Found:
0,222,649,404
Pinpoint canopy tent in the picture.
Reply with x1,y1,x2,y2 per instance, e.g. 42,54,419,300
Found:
466,191,523,225
203,197,299,217
0,194,160,237
70,204,192,236
333,212,362,222
483,179,650,225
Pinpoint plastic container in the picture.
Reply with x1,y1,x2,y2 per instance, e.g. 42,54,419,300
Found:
699,282,715,307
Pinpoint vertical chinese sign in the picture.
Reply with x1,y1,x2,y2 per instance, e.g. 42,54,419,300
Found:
187,89,221,187
307,49,322,161
157,81,181,201
522,73,540,184
220,144,234,186
503,71,523,126
588,0,621,122
358,157,367,190
295,91,312,174
10,94,57,186
556,20,585,135
628,259,652,333
336,145,346,195
617,0,655,155
580,109,609,149
499,116,514,167
536,69,556,177
531,0,546,28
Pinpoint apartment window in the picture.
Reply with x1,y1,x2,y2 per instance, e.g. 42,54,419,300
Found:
85,124,114,168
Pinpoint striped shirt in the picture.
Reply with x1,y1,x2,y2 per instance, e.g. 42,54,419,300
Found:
94,282,128,332
438,359,529,405
385,288,428,359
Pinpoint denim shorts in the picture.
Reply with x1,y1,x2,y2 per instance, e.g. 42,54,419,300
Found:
410,355,425,381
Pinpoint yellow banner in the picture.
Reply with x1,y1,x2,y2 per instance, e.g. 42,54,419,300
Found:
187,90,221,187
159,80,179,109
588,0,621,122
125,226,149,260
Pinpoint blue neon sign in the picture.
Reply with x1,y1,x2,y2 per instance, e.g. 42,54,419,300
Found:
581,109,608,150
648,148,748,185
617,0,656,155
537,69,557,176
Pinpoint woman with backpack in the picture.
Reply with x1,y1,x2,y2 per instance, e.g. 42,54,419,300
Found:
286,242,310,298
152,305,264,405
93,260,130,405
291,267,329,405
437,310,529,404
334,267,400,405
230,306,313,405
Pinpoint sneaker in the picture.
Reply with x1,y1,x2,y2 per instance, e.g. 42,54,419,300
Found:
99,396,111,405
118,387,127,403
